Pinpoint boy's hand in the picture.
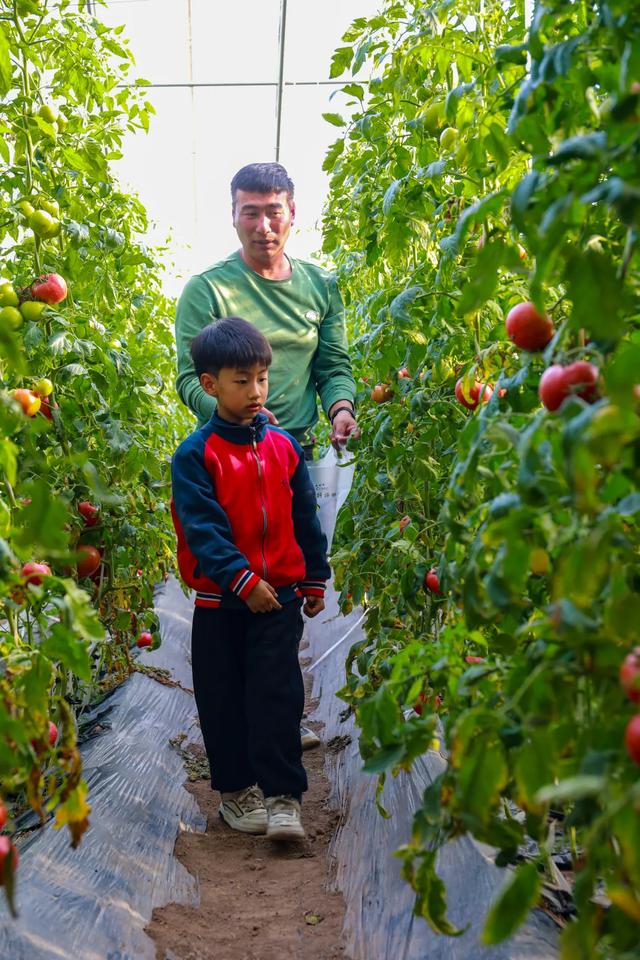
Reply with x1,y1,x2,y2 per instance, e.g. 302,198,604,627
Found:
303,596,325,618
245,579,282,613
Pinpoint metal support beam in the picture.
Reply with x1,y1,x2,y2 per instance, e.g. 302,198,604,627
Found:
274,0,288,162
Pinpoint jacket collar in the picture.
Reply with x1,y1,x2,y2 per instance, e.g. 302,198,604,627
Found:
209,410,269,445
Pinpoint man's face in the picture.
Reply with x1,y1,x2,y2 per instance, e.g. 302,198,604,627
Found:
232,189,295,267
201,363,269,425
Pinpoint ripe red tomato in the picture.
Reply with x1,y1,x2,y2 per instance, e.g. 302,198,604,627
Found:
464,655,485,664
136,631,153,649
30,273,68,305
371,383,392,403
21,561,51,585
397,367,410,379
414,691,443,716
0,835,19,884
0,803,7,830
455,378,493,410
399,515,411,534
563,361,599,403
539,362,599,412
414,691,427,716
505,302,554,351
76,545,101,578
78,501,99,527
538,364,567,411
620,648,640,704
624,715,640,766
424,569,442,594
48,721,58,746
39,396,57,420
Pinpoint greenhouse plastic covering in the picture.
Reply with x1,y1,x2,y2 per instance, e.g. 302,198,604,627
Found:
0,449,557,959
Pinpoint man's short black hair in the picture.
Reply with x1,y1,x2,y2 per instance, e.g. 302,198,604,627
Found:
190,317,272,377
230,162,294,207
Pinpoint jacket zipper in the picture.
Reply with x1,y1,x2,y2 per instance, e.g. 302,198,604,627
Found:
250,426,268,579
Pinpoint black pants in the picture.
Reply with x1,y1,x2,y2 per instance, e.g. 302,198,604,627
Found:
191,599,307,800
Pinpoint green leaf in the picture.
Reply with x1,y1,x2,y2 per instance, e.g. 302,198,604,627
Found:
14,482,69,552
322,112,346,128
511,171,541,233
362,743,404,773
323,138,344,172
41,623,92,681
329,46,353,79
482,863,541,944
389,286,423,323
406,850,465,936
535,775,606,805
546,132,607,166
495,43,528,65
566,250,624,338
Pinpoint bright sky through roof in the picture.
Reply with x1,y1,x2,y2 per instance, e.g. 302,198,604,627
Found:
99,0,381,296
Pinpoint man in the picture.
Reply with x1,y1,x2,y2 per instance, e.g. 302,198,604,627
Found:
175,162,358,749
175,162,358,455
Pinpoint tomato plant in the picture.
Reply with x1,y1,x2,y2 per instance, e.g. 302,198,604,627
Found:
324,1,640,954
0,0,189,911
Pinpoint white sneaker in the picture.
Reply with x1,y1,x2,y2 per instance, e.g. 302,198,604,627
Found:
301,723,321,751
219,785,267,834
265,794,305,841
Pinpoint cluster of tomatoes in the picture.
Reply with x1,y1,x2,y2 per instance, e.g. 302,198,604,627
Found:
620,649,640,765
369,300,602,415
4,272,67,420
19,497,154,650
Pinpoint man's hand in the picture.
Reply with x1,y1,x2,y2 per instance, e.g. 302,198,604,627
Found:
262,406,279,425
245,579,282,613
303,595,325,617
330,409,360,451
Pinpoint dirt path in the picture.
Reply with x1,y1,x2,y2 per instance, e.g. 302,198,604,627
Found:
147,685,350,960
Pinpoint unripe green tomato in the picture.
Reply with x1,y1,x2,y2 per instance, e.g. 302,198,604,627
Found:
108,339,122,349
455,140,469,165
0,306,23,330
0,283,19,308
17,199,35,220
34,377,54,397
44,217,61,237
39,197,60,218
38,103,58,124
56,113,68,133
29,209,55,237
20,300,47,322
439,126,459,151
422,102,444,135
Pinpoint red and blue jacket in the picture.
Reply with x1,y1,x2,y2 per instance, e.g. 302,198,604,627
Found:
171,411,330,608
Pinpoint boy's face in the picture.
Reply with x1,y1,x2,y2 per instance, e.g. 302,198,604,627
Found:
201,363,269,425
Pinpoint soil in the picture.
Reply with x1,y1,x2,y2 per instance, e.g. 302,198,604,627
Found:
146,678,350,960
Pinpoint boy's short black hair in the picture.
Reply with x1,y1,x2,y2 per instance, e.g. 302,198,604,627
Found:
190,317,272,377
230,162,294,207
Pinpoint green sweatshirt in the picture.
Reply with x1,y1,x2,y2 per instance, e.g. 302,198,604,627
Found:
175,251,356,443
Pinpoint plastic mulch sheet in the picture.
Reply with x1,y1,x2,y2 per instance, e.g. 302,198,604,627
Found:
305,590,559,960
0,577,205,960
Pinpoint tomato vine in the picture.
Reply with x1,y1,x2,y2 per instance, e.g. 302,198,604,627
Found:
0,0,187,910
325,1,640,954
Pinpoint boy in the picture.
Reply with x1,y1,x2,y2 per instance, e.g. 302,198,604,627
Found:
171,317,330,841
